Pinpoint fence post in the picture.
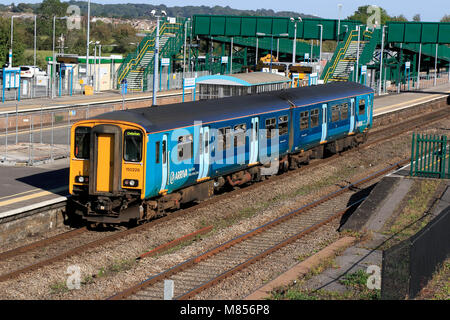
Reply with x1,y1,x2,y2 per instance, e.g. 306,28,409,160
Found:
5,113,8,161
410,133,415,176
441,135,447,178
67,109,71,156
51,112,54,161
28,116,33,166
40,105,43,144
15,103,18,145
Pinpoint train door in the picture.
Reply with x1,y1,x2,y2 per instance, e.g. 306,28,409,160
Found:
249,117,259,165
349,98,355,134
356,96,368,129
96,134,114,192
159,134,168,193
320,103,328,143
198,126,210,181
90,124,121,195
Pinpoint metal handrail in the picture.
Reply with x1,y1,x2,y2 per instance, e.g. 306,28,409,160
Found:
117,23,183,85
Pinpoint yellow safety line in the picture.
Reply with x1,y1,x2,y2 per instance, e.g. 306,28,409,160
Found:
0,188,40,201
0,186,68,207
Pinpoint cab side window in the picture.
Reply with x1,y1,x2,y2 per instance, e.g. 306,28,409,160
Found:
358,99,366,115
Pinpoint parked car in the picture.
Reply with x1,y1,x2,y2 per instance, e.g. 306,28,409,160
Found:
20,66,46,78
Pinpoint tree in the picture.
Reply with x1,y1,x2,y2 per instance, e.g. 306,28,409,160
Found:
441,14,450,22
412,14,420,22
36,0,69,49
347,5,391,25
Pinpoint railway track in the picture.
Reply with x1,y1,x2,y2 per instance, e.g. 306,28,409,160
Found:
0,101,447,285
109,160,408,300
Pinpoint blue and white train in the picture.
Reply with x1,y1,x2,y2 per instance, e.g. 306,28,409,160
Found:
69,82,374,224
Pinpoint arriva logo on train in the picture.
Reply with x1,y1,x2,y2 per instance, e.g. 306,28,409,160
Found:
170,169,189,184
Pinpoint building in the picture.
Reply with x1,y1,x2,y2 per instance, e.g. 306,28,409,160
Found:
196,72,292,100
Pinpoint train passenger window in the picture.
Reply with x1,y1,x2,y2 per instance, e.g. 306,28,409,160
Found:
310,109,319,128
74,127,91,159
265,118,276,138
217,127,231,151
300,111,309,130
234,124,246,148
341,103,348,120
177,134,193,161
331,105,340,122
358,99,366,115
278,116,288,136
155,141,160,163
124,130,143,162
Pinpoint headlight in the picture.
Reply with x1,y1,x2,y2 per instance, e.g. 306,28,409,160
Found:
123,179,139,187
75,176,89,183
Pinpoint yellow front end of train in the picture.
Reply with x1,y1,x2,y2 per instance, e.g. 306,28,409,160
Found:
69,119,147,223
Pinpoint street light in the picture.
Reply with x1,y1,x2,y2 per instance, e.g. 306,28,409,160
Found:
94,41,101,93
256,32,289,72
183,18,191,79
290,17,302,65
317,24,323,74
337,4,343,45
151,9,167,106
378,25,387,95
355,24,364,83
86,0,91,86
52,16,68,99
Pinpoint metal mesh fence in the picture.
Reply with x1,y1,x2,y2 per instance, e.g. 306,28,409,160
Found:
381,206,450,299
1,75,84,102
0,102,125,165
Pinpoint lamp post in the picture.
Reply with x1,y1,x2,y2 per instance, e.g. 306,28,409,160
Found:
337,4,343,45
378,25,387,95
256,32,288,72
291,17,302,65
93,41,101,93
183,18,190,79
355,24,364,83
151,9,167,106
52,16,68,99
86,0,91,86
317,24,323,73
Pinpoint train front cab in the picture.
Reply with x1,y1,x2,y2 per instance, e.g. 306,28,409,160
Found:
69,120,146,223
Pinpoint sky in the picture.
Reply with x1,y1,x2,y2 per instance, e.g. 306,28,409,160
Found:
1,0,449,22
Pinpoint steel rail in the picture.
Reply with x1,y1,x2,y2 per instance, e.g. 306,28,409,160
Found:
108,159,408,300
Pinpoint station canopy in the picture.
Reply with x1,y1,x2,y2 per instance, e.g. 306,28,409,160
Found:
196,72,291,100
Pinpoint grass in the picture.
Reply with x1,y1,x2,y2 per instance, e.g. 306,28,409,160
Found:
271,268,381,300
49,281,70,295
381,179,441,249
95,258,137,278
416,259,450,300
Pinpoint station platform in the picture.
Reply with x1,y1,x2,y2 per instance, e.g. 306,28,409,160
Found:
0,83,449,223
0,158,69,221
373,83,450,116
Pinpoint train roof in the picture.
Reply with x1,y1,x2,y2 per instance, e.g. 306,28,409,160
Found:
92,82,373,133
